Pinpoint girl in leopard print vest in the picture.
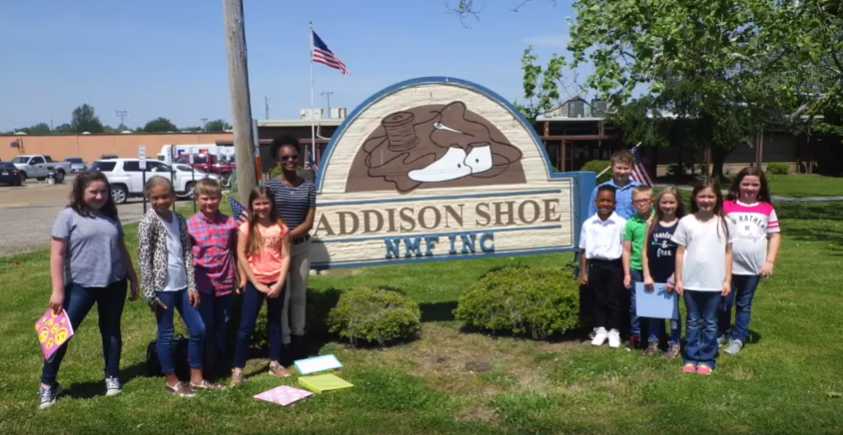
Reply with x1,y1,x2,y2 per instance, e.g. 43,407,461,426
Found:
138,176,223,396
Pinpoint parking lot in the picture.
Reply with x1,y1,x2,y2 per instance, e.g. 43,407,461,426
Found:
0,178,149,257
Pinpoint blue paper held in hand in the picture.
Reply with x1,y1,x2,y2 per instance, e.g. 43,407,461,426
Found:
635,282,679,320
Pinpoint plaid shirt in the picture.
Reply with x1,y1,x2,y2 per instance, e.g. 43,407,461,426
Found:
187,212,239,296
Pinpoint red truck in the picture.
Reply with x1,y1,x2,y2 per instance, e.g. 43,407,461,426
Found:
173,153,236,187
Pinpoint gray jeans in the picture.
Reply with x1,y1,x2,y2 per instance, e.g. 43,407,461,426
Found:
282,238,311,344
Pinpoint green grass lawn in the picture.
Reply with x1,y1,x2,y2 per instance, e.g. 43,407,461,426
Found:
2,202,843,434
762,174,843,198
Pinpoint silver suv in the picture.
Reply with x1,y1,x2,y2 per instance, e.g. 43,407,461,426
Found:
89,158,219,204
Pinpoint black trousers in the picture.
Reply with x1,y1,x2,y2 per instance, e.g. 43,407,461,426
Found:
588,259,624,331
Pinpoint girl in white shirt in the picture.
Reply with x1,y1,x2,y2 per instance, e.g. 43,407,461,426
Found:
672,178,735,375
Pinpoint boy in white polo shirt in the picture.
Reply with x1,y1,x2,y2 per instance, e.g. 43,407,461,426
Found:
580,185,627,349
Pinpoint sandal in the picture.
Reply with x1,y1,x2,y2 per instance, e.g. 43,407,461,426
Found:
229,370,245,388
682,364,697,373
190,380,225,391
268,362,292,378
166,382,196,397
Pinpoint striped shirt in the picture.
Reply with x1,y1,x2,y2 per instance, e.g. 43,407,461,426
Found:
724,200,780,276
51,208,127,288
267,177,316,235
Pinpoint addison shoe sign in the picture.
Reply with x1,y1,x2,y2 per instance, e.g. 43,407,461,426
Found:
310,77,595,269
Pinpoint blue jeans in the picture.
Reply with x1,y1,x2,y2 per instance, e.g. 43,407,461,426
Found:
199,293,233,362
648,309,683,345
233,282,284,369
629,269,643,338
41,279,127,385
684,291,721,369
718,275,761,343
155,290,206,374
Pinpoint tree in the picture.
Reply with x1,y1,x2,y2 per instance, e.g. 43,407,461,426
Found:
446,0,557,26
142,117,179,133
71,104,104,133
180,126,203,132
18,123,52,135
54,123,75,134
204,119,232,132
515,46,568,122
565,0,834,178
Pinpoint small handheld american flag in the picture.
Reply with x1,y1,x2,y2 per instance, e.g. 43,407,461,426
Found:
630,145,654,186
228,196,250,224
312,30,350,75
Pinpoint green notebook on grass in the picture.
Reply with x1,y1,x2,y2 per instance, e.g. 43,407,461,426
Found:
298,374,354,393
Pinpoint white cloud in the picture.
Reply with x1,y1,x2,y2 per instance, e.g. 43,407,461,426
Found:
522,34,568,48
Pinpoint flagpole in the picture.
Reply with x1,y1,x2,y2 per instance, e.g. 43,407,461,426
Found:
309,21,316,177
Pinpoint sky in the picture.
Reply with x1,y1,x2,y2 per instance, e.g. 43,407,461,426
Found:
0,0,583,132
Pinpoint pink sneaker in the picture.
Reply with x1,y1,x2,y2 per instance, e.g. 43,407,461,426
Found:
696,365,713,376
682,364,697,373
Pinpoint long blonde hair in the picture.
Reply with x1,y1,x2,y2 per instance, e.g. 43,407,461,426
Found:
646,185,686,243
246,187,287,256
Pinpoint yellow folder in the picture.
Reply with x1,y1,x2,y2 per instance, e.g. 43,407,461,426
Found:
298,374,354,394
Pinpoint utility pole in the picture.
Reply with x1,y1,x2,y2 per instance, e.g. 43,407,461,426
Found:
201,118,209,131
222,0,258,200
321,91,333,117
264,96,271,120
115,110,128,131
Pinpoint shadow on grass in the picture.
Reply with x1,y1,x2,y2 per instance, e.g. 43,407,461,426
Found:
64,361,147,399
420,301,458,322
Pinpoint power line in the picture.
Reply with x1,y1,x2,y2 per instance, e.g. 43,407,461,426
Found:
115,110,128,131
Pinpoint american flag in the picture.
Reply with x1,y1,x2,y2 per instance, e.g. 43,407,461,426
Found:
228,196,250,224
630,145,654,186
312,30,350,75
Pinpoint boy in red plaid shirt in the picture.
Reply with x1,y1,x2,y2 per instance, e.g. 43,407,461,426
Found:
187,179,240,372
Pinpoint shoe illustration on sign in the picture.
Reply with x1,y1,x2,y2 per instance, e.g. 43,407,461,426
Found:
346,101,525,193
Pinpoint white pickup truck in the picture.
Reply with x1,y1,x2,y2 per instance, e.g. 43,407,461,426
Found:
10,155,71,182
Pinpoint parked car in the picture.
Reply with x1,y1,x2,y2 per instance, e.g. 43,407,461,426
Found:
65,157,87,173
173,153,237,187
0,162,23,186
10,155,71,182
89,158,219,204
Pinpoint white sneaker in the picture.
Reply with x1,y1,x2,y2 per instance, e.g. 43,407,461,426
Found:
608,329,621,349
105,377,122,396
591,327,608,346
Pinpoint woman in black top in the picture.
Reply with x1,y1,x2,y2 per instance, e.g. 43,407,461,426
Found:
266,135,317,364
641,186,686,358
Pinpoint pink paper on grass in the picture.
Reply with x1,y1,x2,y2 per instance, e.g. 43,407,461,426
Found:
253,385,314,406
35,308,75,360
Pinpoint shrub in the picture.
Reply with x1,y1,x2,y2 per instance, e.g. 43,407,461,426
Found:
328,287,421,346
454,267,580,339
580,160,613,184
270,165,284,178
766,162,789,175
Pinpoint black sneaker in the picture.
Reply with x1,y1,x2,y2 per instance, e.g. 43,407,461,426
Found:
39,383,60,410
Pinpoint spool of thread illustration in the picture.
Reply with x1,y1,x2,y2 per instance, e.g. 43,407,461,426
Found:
382,112,418,152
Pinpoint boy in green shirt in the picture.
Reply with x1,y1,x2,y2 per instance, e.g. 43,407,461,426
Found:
623,186,653,351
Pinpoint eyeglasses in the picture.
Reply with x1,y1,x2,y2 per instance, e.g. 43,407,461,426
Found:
279,154,299,162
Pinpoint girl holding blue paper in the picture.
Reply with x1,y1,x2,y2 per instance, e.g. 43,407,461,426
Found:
641,186,686,359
